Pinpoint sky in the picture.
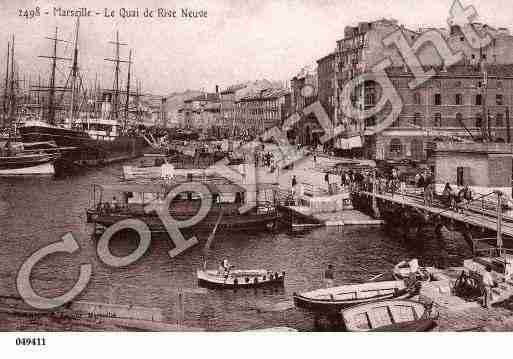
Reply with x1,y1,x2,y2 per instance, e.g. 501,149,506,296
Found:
0,0,512,96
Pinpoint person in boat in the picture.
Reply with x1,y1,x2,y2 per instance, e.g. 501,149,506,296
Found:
482,265,495,309
324,264,335,288
110,197,119,212
222,259,231,273
3,140,12,156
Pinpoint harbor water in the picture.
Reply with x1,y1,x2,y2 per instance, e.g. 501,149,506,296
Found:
0,161,473,331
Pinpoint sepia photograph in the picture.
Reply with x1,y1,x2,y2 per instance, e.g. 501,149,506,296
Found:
2,0,513,356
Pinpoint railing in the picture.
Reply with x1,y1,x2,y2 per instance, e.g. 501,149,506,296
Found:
472,247,513,258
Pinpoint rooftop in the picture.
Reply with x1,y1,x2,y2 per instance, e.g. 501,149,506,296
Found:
184,93,220,103
237,88,290,102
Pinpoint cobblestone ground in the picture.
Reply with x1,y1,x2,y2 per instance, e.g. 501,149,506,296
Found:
437,306,513,331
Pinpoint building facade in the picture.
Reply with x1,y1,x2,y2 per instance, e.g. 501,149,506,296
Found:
233,88,291,137
182,93,221,131
367,65,513,162
315,18,513,159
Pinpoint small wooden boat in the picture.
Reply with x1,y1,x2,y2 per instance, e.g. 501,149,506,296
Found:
293,280,415,311
393,259,431,283
197,269,285,289
0,152,58,176
341,299,436,332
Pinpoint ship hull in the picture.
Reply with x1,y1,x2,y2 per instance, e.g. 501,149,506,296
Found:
19,124,147,169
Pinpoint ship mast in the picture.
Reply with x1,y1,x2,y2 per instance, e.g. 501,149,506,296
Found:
124,49,132,132
105,31,128,124
38,28,71,125
68,17,80,126
8,35,15,129
2,39,9,127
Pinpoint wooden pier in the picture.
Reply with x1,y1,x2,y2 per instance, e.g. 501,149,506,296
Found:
351,189,513,252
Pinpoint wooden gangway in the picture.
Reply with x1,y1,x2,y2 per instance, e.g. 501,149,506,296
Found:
354,189,513,241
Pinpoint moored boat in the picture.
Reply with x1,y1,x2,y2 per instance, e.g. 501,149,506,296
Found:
393,259,431,283
0,143,59,176
197,269,285,289
86,177,280,236
341,299,437,332
123,153,174,180
293,280,416,311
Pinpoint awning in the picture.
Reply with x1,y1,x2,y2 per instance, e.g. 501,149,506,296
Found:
97,183,167,193
334,136,362,149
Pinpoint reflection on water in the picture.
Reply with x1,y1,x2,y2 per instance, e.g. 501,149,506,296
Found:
0,161,473,330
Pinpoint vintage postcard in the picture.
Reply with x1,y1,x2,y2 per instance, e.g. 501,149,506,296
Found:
2,0,513,353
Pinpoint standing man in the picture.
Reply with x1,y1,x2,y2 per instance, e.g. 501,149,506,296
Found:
324,264,335,288
291,175,297,188
482,265,495,309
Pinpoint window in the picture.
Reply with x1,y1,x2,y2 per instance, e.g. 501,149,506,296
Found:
366,116,376,127
456,113,463,125
475,115,483,128
434,93,441,105
389,138,402,154
413,112,422,126
475,94,482,105
497,81,503,89
455,93,462,105
434,113,442,127
496,113,504,127
366,93,376,106
496,94,504,105
413,92,421,105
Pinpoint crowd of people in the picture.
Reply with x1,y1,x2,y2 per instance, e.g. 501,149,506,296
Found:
289,162,478,214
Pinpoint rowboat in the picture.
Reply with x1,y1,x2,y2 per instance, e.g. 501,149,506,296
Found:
0,152,58,176
293,280,415,311
341,299,436,332
393,259,431,283
196,269,285,289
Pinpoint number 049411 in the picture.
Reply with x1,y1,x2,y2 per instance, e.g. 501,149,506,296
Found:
15,337,46,346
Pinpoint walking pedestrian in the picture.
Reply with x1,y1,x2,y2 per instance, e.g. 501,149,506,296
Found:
291,175,297,188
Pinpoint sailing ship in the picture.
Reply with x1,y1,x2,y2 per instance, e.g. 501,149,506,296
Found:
19,22,146,167
1,36,59,176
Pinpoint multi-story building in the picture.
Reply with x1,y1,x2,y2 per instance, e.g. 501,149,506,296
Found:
316,18,513,159
219,83,248,136
290,65,320,145
182,92,221,131
219,80,285,137
234,88,291,137
316,52,336,126
364,64,513,162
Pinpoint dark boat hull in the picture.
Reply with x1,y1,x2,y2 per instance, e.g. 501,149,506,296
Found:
87,210,280,235
197,276,285,289
19,124,90,148
20,124,146,162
